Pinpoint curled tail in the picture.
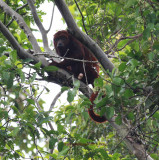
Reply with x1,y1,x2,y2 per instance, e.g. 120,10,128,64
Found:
88,92,107,123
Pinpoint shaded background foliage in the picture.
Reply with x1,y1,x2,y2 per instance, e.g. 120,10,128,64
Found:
0,0,159,159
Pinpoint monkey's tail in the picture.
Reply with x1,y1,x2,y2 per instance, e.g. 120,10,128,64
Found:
88,92,107,123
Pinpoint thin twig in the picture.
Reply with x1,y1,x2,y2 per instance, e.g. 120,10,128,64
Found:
33,52,99,63
6,3,28,27
46,3,55,33
32,131,44,160
73,0,88,35
49,91,63,111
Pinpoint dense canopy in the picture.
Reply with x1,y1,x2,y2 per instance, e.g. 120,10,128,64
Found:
0,0,159,159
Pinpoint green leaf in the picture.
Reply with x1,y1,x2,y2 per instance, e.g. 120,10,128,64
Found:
49,137,57,149
66,105,74,111
88,4,97,13
0,38,4,44
81,100,92,107
153,111,159,120
7,72,15,89
14,33,21,43
66,112,75,123
0,46,6,55
100,107,106,117
148,23,154,30
124,0,137,8
57,124,66,134
57,146,69,157
11,127,20,137
112,77,123,86
0,110,8,119
58,141,64,152
96,97,108,108
98,148,111,159
15,60,23,69
115,115,122,125
73,80,80,88
0,55,7,62
15,150,23,157
82,111,89,121
105,85,113,98
152,41,159,50
10,51,17,63
79,137,91,143
18,70,25,83
67,89,77,103
112,153,121,159
29,73,36,83
25,122,35,130
27,99,35,105
34,62,42,69
39,117,52,125
127,112,135,120
79,94,89,101
118,39,129,49
61,86,69,93
129,59,139,68
119,62,127,72
105,107,114,119
43,65,58,72
94,77,103,87
2,71,10,82
148,52,155,60
143,28,151,39
123,89,134,99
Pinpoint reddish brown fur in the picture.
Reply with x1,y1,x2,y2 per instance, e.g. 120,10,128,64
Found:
51,30,106,123
51,30,99,84
89,92,107,123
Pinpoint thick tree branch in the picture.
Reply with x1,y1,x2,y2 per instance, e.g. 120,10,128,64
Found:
27,0,48,48
0,20,43,64
54,0,114,73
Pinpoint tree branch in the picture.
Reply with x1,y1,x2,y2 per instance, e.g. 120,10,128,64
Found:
105,33,143,54
27,1,48,50
73,0,88,35
6,3,28,27
46,3,55,33
49,91,62,111
27,0,59,61
0,20,44,64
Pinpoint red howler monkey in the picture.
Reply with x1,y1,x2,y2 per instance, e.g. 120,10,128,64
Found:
51,30,107,123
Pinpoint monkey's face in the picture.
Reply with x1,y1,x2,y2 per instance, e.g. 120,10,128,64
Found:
54,35,69,57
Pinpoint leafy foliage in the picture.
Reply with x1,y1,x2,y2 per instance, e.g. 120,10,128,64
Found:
0,0,159,159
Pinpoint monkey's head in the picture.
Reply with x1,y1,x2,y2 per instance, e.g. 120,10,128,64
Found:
54,30,70,57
